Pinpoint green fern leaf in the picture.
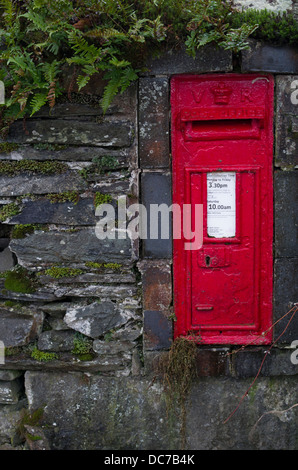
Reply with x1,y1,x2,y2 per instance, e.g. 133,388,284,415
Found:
30,92,47,116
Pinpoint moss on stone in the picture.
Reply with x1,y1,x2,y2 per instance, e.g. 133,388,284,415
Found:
46,191,79,204
0,160,68,175
93,192,112,208
80,156,119,180
85,261,122,270
11,224,46,239
30,346,58,362
0,202,21,222
0,143,19,153
43,266,84,278
4,267,37,294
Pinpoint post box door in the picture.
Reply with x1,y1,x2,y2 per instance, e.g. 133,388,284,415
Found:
171,74,274,345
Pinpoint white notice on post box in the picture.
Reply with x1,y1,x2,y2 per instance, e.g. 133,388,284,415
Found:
207,172,236,238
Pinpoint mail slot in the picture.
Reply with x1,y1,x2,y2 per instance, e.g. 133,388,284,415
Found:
171,74,274,345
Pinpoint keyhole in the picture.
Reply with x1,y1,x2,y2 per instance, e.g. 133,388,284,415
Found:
205,255,211,267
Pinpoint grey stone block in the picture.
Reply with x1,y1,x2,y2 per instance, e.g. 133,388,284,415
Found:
141,172,172,258
274,171,298,258
186,376,298,450
38,330,76,352
0,171,86,197
10,198,97,226
0,378,23,405
242,40,298,74
0,307,44,348
139,77,169,168
0,145,133,163
1,119,134,147
0,247,15,272
144,310,172,350
24,371,181,450
0,370,23,381
143,44,232,75
275,75,298,168
9,228,132,267
64,301,128,339
231,347,298,378
273,258,298,343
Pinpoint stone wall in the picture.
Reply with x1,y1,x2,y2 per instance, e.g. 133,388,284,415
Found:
0,7,297,450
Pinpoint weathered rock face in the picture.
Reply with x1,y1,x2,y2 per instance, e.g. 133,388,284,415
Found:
0,306,44,348
9,229,133,267
24,371,181,450
64,301,129,339
24,371,298,450
0,171,87,197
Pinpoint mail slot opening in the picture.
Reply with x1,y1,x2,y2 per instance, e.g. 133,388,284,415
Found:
191,118,256,133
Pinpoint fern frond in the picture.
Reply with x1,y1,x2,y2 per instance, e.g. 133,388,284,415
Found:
41,60,59,84
101,71,122,114
0,0,15,27
29,92,47,116
77,75,90,91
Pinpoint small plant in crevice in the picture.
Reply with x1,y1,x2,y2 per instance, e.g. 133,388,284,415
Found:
3,265,38,294
93,192,113,208
71,332,94,361
30,345,58,362
11,223,46,239
45,191,79,205
17,407,45,442
156,337,198,450
0,202,21,222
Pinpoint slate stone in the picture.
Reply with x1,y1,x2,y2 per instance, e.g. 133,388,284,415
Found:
64,300,127,338
9,228,132,267
143,310,172,350
231,347,298,378
0,171,86,197
0,145,133,162
11,198,96,226
273,258,298,343
139,78,169,168
141,172,172,258
0,239,9,251
143,44,232,75
241,40,298,74
24,371,181,450
0,307,44,347
0,379,23,405
0,247,15,271
138,260,172,310
2,119,133,147
92,339,135,355
0,281,60,303
274,171,298,257
38,330,76,352
275,75,298,168
186,376,298,450
0,370,23,381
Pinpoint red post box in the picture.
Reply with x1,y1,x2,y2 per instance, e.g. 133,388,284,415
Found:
171,74,274,345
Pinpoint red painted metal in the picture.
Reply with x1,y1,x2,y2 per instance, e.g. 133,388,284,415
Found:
171,74,274,345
